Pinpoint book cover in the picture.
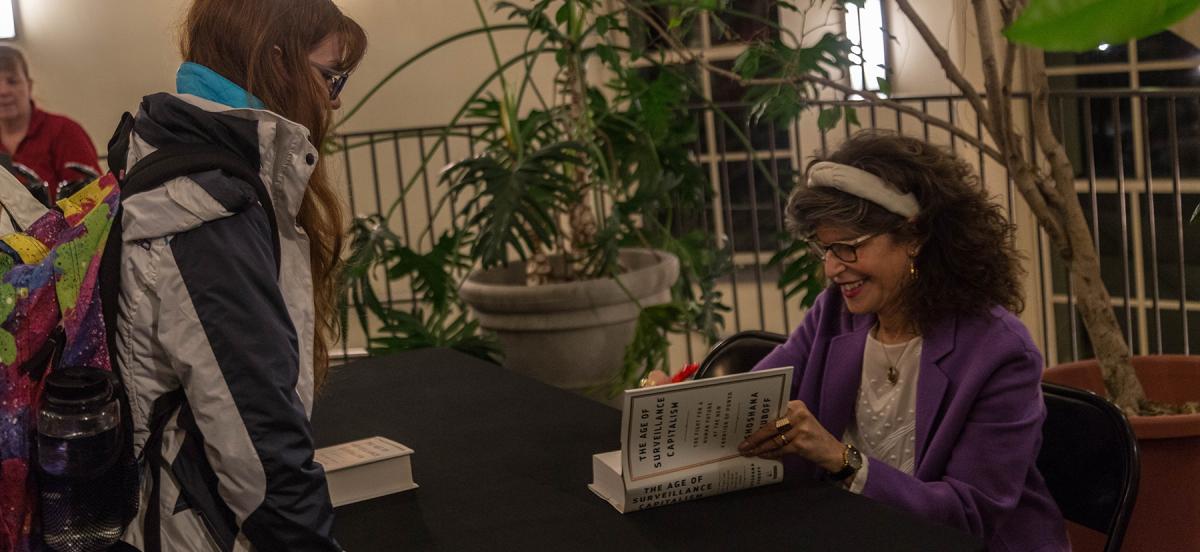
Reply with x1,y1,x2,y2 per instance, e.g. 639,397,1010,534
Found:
590,366,793,513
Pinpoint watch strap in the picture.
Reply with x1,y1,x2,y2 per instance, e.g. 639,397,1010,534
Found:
827,444,861,481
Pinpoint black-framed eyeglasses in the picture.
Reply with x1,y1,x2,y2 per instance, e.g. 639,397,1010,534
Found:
311,62,350,101
806,233,876,263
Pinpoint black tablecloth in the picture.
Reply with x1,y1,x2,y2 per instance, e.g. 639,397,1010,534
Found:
311,348,985,551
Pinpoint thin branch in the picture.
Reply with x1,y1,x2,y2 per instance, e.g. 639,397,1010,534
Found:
893,0,996,137
999,0,1026,115
1024,50,1074,226
619,0,1006,163
1002,42,1016,98
970,0,1010,152
1009,162,1067,249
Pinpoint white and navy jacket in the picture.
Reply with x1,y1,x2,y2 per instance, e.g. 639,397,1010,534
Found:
115,92,337,551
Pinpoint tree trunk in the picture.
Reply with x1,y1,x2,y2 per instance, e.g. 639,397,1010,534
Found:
1023,49,1145,411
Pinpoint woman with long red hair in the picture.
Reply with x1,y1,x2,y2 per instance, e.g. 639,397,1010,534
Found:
114,1,365,549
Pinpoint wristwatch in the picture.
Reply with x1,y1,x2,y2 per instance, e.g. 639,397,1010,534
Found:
828,444,863,481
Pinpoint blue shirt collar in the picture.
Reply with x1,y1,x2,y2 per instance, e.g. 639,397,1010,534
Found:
176,62,266,110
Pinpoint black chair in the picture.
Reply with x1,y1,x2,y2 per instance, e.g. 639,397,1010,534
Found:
1038,383,1140,552
695,330,786,380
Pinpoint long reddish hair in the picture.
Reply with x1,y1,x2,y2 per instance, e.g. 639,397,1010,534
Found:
181,0,366,390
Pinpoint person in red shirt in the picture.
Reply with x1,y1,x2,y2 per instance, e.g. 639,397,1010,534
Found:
0,45,99,203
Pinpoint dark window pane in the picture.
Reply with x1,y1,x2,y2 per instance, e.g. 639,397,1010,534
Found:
1139,192,1200,304
1093,193,1138,301
1139,69,1200,88
1143,95,1200,178
718,159,794,251
1136,30,1200,62
710,0,779,46
1045,42,1129,67
1049,73,1130,90
1144,306,1200,355
1050,91,1136,179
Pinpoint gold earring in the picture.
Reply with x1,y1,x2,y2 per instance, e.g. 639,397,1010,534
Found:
909,259,918,279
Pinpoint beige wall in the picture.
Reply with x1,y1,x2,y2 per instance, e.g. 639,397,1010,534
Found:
10,0,998,140
8,0,541,147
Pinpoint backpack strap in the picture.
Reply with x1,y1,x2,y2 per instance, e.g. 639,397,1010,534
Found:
119,144,281,272
140,388,184,552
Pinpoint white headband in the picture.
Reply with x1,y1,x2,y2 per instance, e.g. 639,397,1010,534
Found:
806,161,920,218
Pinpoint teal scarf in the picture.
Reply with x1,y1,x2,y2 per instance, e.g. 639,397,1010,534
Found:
176,62,265,109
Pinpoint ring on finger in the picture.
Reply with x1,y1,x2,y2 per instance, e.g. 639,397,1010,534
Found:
775,433,789,448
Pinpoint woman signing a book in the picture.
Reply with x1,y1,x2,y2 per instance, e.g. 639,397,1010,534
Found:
739,131,1068,552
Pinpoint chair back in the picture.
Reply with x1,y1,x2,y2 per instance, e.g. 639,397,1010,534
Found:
1038,382,1140,552
696,331,787,380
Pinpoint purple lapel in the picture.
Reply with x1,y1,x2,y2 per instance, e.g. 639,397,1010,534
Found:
815,309,960,472
914,315,957,469
818,315,873,440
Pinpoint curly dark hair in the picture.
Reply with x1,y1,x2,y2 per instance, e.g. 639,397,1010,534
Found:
786,130,1024,333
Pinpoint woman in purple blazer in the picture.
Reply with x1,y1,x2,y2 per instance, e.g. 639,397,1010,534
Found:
739,132,1068,551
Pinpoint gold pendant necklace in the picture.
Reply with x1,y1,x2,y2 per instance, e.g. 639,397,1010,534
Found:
880,338,908,386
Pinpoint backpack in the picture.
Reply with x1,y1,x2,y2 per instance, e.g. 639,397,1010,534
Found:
0,113,278,552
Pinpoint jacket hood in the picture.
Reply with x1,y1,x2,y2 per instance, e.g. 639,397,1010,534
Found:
120,92,318,242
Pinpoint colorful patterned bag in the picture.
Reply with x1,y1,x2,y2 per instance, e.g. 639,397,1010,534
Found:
0,170,122,552
0,112,268,551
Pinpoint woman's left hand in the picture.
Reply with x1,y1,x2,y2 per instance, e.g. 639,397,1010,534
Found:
737,399,845,472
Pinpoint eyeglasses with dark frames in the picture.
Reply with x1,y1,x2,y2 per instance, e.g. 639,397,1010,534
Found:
806,233,877,263
311,62,351,101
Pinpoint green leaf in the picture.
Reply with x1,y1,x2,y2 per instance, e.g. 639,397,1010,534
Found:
555,3,571,25
876,76,891,96
768,234,825,304
1005,0,1200,52
668,16,683,29
732,46,762,79
817,107,842,130
596,14,609,35
595,44,620,69
844,106,861,127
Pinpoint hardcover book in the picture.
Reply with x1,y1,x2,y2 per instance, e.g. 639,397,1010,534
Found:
316,436,417,507
589,366,793,513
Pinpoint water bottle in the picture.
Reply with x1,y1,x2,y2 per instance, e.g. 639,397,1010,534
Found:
37,366,125,552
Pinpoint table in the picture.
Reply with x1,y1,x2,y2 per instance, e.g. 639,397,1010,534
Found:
311,348,985,551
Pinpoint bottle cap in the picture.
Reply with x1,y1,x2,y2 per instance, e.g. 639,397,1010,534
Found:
43,367,115,413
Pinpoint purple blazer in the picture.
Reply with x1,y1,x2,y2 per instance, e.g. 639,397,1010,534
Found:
754,289,1069,552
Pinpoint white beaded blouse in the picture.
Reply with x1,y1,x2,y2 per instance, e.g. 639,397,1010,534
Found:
842,330,924,493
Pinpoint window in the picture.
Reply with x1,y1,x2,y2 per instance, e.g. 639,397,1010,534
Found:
1045,31,1200,360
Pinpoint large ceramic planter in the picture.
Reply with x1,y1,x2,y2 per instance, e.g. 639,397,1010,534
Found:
459,248,679,397
1043,355,1200,552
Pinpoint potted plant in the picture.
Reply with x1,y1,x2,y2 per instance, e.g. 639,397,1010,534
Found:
340,0,771,397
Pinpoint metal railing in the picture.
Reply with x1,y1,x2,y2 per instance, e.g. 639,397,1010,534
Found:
333,91,1198,365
